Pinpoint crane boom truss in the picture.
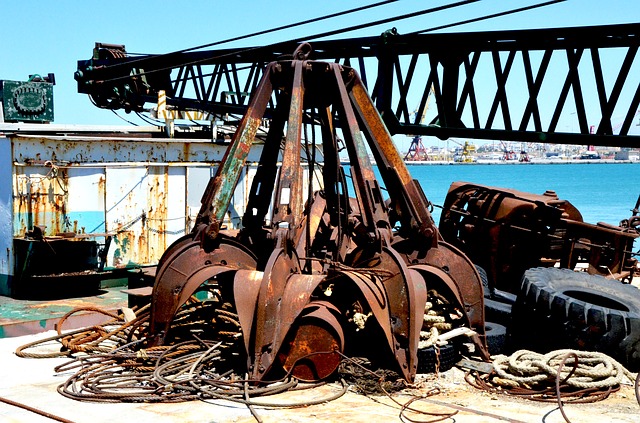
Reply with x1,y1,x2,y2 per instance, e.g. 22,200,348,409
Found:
76,23,640,147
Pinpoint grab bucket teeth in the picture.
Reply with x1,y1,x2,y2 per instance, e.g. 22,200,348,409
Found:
148,47,489,383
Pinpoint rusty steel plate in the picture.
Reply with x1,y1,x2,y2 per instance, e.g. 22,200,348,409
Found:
278,301,344,382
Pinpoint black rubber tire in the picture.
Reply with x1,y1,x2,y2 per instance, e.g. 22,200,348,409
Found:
484,298,512,326
475,265,490,298
491,288,517,304
510,267,640,371
485,321,507,355
417,343,461,374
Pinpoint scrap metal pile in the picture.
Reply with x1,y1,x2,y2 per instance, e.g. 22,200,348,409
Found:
17,48,491,403
438,183,640,371
14,49,640,423
147,44,489,383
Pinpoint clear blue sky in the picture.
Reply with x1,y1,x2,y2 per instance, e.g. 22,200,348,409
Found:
1,0,638,128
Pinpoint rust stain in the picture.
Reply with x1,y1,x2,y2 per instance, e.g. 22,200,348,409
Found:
13,166,69,236
98,174,106,199
137,231,148,264
182,143,191,162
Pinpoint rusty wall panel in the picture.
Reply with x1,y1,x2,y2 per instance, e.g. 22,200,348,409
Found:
144,166,185,263
0,138,13,295
105,167,149,267
186,166,218,232
12,161,255,269
65,168,106,235
13,165,69,237
161,166,186,257
104,166,187,268
106,167,152,267
8,134,325,272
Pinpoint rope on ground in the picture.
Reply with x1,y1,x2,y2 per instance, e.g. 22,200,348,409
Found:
465,349,638,423
491,349,635,391
15,304,150,358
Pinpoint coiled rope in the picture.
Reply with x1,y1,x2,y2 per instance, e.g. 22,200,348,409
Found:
466,349,638,423
490,349,635,391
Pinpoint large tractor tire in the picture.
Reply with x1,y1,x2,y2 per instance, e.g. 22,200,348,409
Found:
510,267,640,371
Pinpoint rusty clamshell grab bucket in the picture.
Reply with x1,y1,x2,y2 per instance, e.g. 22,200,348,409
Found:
148,44,489,383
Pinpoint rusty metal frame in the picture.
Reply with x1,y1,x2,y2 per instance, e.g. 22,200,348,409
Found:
439,182,639,292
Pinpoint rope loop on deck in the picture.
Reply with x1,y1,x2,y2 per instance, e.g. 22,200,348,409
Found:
491,349,635,390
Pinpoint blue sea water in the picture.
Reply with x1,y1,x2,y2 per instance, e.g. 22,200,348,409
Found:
379,162,640,227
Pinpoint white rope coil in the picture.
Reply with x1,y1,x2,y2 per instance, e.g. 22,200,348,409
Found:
491,349,636,390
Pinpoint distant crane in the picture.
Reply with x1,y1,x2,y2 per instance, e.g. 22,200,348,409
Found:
519,142,531,162
404,84,434,162
612,109,640,134
500,141,517,161
451,139,476,163
404,134,429,161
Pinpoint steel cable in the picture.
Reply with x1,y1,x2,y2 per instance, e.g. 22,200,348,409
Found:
40,299,322,406
97,1,482,84
408,0,566,35
0,395,77,423
15,287,461,420
337,353,458,423
104,1,399,70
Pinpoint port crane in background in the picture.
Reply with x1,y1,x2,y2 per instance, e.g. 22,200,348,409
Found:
612,110,640,134
404,84,435,162
519,143,531,162
451,139,476,162
499,141,531,162
403,134,430,161
500,141,518,161
75,23,640,149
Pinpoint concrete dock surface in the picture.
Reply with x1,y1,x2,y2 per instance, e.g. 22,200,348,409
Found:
1,331,639,423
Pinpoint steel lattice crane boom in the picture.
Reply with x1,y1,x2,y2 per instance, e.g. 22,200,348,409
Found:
75,23,640,148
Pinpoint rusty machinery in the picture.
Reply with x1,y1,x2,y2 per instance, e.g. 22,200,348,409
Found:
439,182,639,294
147,47,489,383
